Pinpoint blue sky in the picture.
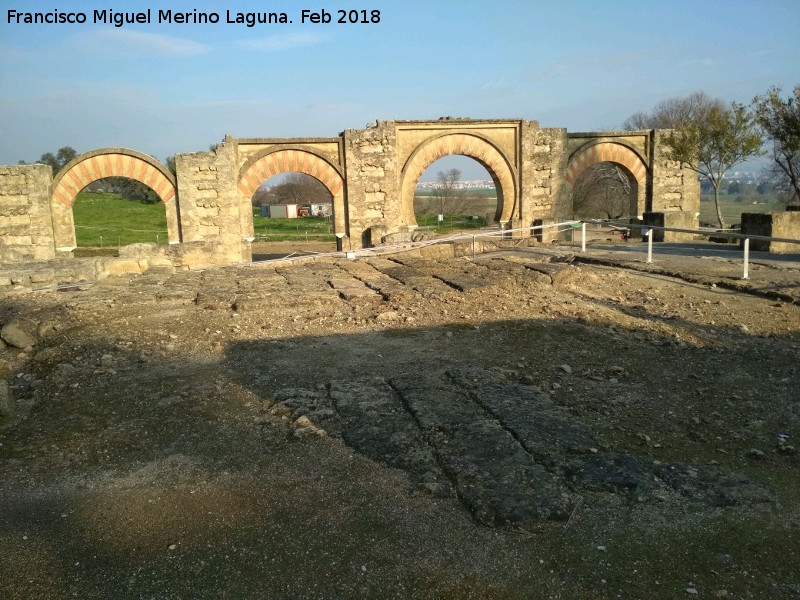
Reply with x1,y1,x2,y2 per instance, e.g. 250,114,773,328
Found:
1,0,798,180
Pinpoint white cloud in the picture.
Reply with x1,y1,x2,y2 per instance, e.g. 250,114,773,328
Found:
237,32,327,51
91,29,210,57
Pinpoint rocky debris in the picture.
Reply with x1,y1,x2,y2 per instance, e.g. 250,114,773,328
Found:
1,320,37,349
777,435,796,455
655,463,775,506
0,379,12,418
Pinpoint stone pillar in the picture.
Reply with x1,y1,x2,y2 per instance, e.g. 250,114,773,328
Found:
175,139,251,264
520,125,569,233
650,130,700,226
343,122,399,248
0,165,57,263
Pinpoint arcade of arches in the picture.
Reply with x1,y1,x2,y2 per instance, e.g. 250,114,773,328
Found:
0,119,699,265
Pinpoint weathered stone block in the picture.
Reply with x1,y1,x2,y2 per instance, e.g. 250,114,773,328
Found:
741,212,800,252
100,259,145,276
1,321,36,349
642,211,698,242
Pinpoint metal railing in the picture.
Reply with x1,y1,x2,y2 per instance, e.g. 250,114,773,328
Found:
576,219,800,280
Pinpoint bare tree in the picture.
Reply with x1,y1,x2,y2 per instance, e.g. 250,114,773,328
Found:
432,168,471,215
572,162,632,219
626,92,763,228
257,173,332,206
623,91,723,130
752,86,800,205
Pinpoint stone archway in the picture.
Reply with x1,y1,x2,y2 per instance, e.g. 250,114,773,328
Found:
399,133,517,228
566,141,648,219
238,147,346,238
50,149,179,250
566,141,648,185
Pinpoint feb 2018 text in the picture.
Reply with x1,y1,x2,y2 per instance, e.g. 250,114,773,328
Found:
6,8,382,27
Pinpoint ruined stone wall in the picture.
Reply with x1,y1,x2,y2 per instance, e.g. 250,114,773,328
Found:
0,120,702,264
650,130,700,222
741,212,800,252
342,121,399,248
520,125,569,228
0,165,56,264
175,140,252,263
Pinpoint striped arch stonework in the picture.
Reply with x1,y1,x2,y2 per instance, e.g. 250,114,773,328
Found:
566,142,648,185
53,151,176,207
402,133,516,225
238,149,344,198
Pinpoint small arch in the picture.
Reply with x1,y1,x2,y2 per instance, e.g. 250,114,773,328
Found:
238,147,344,198
400,132,517,228
53,148,177,207
238,147,346,238
566,141,648,186
50,149,180,249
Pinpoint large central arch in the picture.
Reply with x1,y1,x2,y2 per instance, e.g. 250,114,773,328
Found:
399,133,518,228
238,147,346,237
50,148,179,250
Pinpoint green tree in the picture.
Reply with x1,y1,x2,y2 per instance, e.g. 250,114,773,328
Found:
36,146,78,174
752,86,800,205
664,103,763,229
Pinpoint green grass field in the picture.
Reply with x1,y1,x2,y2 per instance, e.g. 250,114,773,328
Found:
699,194,782,228
252,208,336,241
73,192,168,247
414,213,488,231
71,190,786,247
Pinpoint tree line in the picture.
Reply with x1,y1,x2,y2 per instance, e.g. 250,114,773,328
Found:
622,86,799,228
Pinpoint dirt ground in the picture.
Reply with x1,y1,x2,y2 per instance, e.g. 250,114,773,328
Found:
1,240,799,599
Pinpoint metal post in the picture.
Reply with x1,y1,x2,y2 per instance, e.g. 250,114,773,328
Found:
646,229,653,264
581,222,586,252
742,237,750,280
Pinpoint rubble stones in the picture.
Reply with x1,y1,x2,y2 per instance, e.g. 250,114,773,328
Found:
0,379,12,418
1,321,36,349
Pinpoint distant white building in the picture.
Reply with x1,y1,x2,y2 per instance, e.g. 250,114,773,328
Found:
310,203,333,217
416,179,495,190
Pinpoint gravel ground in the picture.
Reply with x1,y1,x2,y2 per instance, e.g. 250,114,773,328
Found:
1,241,799,599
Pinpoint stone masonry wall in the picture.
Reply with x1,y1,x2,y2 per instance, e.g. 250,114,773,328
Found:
175,140,252,263
650,130,700,222
520,125,569,228
0,165,55,264
343,121,399,248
